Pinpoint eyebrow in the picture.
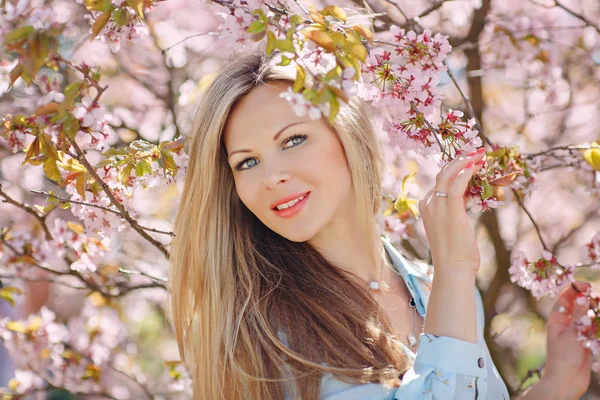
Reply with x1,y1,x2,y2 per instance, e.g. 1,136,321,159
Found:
227,121,306,160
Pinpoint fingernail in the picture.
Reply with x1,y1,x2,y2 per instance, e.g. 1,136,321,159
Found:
467,151,477,157
466,160,474,168
477,148,486,154
475,159,485,166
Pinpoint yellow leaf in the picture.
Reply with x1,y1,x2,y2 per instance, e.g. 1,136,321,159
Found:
351,25,373,44
8,378,19,391
301,29,336,52
488,172,519,187
401,173,417,194
9,62,23,86
126,0,144,19
328,94,339,124
84,0,112,12
7,321,26,333
22,137,41,166
43,157,62,183
76,173,86,197
92,11,112,41
344,42,367,62
321,6,347,23
308,5,324,25
327,85,349,104
583,143,600,171
293,64,305,92
35,102,60,116
67,221,85,235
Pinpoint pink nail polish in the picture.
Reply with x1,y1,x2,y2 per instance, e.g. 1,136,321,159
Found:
475,159,485,165
467,151,477,157
466,160,474,168
477,148,486,154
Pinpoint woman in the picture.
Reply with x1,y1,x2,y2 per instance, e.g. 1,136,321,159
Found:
169,51,591,399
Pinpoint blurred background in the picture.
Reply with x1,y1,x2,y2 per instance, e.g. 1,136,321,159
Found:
1,0,599,398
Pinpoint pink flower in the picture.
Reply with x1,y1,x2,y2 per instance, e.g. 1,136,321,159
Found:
581,232,600,268
72,96,106,129
509,250,574,299
279,87,323,120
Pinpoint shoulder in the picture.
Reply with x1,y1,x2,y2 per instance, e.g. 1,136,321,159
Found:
407,257,434,282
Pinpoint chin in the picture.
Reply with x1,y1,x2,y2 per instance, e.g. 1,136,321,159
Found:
265,222,318,243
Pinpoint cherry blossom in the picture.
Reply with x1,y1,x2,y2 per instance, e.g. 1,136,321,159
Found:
509,250,575,299
279,86,326,120
581,232,600,268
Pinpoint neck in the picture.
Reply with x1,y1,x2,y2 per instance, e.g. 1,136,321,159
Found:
307,220,386,287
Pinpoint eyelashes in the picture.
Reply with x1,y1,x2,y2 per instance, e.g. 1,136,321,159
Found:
233,133,308,171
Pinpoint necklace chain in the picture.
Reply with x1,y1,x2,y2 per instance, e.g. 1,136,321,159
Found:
369,245,425,352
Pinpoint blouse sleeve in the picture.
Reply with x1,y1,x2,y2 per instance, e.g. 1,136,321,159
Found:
393,287,489,399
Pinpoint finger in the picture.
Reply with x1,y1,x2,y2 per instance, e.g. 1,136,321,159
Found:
556,281,592,315
547,306,572,337
434,149,487,194
569,289,591,331
447,161,484,214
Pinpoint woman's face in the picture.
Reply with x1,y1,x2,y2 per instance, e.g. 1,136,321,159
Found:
223,80,353,242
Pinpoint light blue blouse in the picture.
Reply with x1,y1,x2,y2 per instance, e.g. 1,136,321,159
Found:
277,236,510,399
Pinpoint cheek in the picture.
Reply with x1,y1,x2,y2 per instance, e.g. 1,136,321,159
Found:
319,138,351,182
234,178,262,214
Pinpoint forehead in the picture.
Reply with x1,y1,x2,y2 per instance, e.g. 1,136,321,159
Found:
223,81,303,148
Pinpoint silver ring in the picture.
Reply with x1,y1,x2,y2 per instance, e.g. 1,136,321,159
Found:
434,191,448,197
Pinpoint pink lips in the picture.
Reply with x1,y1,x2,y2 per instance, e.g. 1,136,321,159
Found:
272,192,311,218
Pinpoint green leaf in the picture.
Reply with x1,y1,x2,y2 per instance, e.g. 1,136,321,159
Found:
277,55,292,66
113,9,130,27
135,159,153,176
160,150,177,176
119,163,134,186
265,30,277,55
328,93,339,124
5,26,34,44
482,181,494,200
101,148,128,157
62,114,80,140
274,38,296,54
247,20,265,34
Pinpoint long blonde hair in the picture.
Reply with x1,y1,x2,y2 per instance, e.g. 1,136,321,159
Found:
169,51,411,400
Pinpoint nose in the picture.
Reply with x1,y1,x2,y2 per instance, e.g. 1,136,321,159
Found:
263,162,290,190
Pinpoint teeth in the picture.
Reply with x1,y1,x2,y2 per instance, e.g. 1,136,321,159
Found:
276,194,306,210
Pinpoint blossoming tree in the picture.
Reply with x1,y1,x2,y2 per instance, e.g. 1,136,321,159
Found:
0,0,599,397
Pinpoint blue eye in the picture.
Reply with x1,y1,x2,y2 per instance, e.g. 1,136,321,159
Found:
234,134,307,171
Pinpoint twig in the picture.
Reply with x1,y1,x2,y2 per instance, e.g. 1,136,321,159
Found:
29,190,174,237
0,274,88,290
0,184,53,241
161,31,220,54
292,0,308,16
119,268,168,283
553,0,600,35
443,60,491,147
522,144,600,159
511,188,549,251
67,139,170,259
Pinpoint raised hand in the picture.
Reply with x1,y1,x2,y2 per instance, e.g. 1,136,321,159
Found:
418,148,487,274
542,281,592,400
